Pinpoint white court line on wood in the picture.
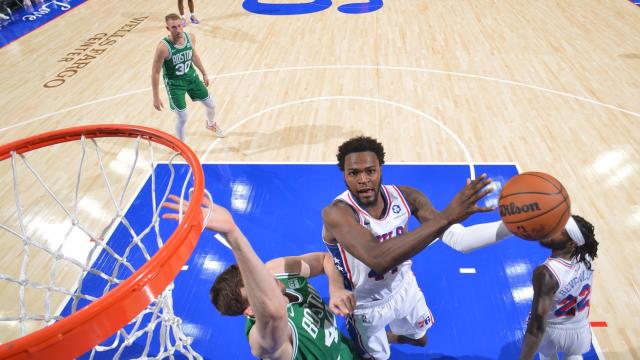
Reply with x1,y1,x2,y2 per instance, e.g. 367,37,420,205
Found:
459,268,477,274
2,64,638,134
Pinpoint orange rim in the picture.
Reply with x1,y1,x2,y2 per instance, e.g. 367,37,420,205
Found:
0,124,204,359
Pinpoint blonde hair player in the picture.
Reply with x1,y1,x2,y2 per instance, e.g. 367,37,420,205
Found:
151,13,224,141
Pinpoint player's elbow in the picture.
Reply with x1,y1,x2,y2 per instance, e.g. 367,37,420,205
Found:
367,257,395,275
441,224,471,253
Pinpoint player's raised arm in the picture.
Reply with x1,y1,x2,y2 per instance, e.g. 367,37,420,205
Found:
265,252,326,278
265,253,355,316
396,185,438,224
323,175,494,274
162,195,292,359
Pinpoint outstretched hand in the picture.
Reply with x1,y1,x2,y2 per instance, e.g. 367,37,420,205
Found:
162,194,239,235
441,174,495,224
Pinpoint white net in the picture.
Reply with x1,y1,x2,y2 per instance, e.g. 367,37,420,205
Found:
0,132,203,359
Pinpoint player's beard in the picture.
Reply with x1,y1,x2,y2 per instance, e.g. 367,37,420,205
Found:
539,238,569,251
346,176,382,208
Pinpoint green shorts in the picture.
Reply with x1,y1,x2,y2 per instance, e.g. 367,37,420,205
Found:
163,73,209,111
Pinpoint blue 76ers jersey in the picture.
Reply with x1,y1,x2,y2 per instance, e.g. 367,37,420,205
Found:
324,185,412,304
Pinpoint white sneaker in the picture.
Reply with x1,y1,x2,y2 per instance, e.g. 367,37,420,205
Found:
206,123,225,138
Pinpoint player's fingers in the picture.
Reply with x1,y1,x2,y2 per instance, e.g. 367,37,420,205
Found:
162,213,180,221
163,195,190,211
472,188,494,202
202,195,213,208
348,294,356,312
336,300,348,314
162,201,180,211
470,178,492,197
474,205,497,212
339,303,351,316
329,303,342,315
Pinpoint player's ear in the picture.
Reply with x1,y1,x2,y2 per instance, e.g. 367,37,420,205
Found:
243,306,254,317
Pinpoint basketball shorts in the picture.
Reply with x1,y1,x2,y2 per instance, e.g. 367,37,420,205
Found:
538,323,591,358
347,272,433,360
164,73,209,111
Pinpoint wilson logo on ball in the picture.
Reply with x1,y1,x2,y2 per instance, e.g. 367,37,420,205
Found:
499,202,542,217
498,171,571,240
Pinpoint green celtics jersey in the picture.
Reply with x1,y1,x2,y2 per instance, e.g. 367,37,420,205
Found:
245,273,356,360
162,32,196,80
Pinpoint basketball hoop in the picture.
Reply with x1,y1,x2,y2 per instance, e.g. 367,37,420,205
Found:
0,125,205,359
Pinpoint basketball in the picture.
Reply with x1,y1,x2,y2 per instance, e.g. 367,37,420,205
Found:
498,172,571,240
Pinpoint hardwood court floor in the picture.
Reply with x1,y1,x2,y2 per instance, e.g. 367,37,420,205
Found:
0,0,639,358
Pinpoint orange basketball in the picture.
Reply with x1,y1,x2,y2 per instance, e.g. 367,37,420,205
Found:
498,172,571,240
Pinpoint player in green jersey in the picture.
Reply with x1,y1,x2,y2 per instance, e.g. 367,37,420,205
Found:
163,194,359,360
151,13,224,141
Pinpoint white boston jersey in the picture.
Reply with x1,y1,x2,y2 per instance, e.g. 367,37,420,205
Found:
324,185,412,304
543,257,593,327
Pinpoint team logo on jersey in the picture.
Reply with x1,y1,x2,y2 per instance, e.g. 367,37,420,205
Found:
359,314,371,325
392,205,401,214
416,314,432,328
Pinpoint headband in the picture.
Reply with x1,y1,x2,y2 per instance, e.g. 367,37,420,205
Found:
565,217,585,246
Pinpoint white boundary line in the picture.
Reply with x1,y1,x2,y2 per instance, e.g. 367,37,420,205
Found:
199,160,519,165
2,64,638,134
591,327,606,359
200,95,479,178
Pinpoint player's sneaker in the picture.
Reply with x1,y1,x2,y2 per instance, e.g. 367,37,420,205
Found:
190,15,200,24
181,17,188,27
206,123,225,138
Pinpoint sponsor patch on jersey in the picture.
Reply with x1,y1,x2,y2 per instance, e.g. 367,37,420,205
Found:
288,278,302,289
392,204,401,214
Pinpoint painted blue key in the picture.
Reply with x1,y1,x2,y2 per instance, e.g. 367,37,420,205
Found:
242,0,332,15
337,0,384,14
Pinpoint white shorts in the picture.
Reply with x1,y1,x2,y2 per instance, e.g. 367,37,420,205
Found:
347,272,434,360
538,323,591,358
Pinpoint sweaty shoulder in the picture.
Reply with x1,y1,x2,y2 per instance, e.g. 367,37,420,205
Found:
533,264,559,294
322,200,358,242
323,200,357,220
156,41,169,57
188,32,197,44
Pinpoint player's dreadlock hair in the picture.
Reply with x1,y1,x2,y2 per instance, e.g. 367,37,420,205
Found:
210,264,249,316
336,136,386,171
570,215,598,270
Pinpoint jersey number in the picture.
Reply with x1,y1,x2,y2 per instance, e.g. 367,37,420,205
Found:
367,266,398,281
175,61,191,76
554,284,591,317
323,313,338,347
